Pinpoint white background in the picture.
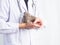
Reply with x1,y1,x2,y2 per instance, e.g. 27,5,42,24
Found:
0,0,60,45
37,0,60,45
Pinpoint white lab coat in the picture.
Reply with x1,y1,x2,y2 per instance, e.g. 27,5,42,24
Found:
0,0,41,45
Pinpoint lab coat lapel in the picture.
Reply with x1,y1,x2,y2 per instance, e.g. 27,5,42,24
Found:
22,0,27,11
21,0,27,12
28,0,34,15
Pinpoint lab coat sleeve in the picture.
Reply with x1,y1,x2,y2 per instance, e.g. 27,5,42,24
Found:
0,0,19,34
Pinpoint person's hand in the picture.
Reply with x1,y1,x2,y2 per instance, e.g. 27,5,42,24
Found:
19,22,35,29
33,18,42,28
19,18,42,29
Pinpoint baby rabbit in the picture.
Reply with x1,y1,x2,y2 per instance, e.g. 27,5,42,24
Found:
22,12,36,23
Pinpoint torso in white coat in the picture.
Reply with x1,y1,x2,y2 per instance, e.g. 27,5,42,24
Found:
0,0,41,45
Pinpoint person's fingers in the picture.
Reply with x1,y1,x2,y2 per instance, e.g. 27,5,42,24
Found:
25,22,34,29
34,19,38,24
34,23,41,28
26,21,43,29
36,21,42,26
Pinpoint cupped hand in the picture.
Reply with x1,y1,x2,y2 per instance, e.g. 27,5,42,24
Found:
33,18,42,28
